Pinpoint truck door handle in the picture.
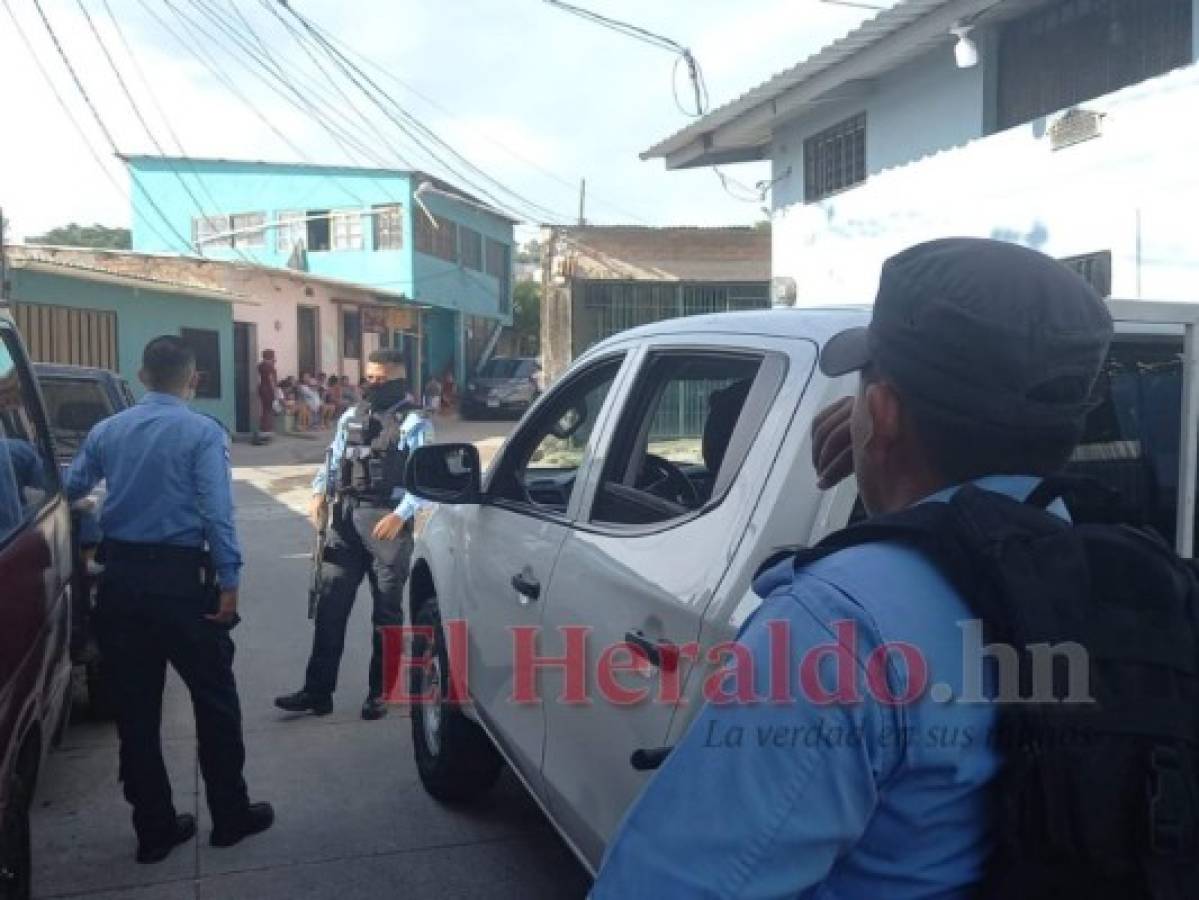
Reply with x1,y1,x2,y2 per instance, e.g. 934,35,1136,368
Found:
625,631,678,672
511,572,541,602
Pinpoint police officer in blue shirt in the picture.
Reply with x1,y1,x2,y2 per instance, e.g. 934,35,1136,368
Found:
67,336,273,864
275,349,432,721
593,239,1114,898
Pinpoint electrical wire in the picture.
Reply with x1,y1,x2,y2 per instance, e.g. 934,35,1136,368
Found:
0,0,179,250
279,1,575,225
76,0,256,261
134,0,372,209
316,28,653,226
543,0,685,54
99,0,225,216
29,0,195,252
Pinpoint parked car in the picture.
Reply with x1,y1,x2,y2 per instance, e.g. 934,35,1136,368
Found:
0,315,75,900
459,357,542,419
403,301,1199,875
33,364,135,720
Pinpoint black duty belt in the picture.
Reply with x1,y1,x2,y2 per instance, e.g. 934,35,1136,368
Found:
99,539,212,570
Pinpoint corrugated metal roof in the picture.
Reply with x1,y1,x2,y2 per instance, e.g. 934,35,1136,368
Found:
642,0,958,161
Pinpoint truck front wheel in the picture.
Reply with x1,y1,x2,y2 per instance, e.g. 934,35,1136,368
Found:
410,598,503,803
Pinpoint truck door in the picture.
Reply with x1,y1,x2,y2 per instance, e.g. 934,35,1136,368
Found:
538,336,812,867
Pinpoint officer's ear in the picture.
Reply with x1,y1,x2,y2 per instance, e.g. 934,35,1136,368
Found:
138,368,152,390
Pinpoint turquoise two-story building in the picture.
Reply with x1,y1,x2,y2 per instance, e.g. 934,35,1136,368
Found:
123,156,516,386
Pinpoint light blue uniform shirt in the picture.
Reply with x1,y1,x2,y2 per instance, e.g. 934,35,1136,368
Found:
594,476,1057,899
65,392,243,588
313,404,434,521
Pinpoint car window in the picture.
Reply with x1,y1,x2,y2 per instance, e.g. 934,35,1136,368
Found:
838,337,1190,542
38,377,115,456
489,356,623,515
591,350,783,527
0,331,57,539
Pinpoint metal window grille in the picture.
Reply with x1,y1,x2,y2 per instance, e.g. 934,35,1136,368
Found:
276,210,305,253
461,228,483,270
331,209,364,251
180,327,221,399
230,212,265,248
997,0,1192,130
191,214,231,250
486,239,511,313
803,113,867,203
10,302,118,370
373,205,403,251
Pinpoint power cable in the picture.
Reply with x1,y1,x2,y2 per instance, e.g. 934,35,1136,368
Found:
310,25,654,226
29,0,195,252
134,0,371,208
0,0,179,250
76,0,255,261
280,1,574,224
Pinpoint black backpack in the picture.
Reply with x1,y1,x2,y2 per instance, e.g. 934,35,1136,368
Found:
785,481,1199,899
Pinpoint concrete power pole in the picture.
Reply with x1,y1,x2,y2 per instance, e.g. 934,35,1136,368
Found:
578,179,587,228
0,206,8,302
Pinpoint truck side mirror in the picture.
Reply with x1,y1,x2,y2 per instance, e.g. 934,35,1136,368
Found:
406,444,482,504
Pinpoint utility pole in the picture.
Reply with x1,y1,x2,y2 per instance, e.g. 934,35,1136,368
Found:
577,178,587,227
0,206,8,302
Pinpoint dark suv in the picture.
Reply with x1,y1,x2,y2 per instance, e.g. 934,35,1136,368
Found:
34,364,135,719
0,314,74,900
460,356,542,419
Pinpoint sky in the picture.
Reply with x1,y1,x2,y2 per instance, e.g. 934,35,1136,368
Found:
0,0,886,244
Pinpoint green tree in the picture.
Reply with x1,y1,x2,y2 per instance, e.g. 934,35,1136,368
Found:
26,222,131,249
512,280,541,356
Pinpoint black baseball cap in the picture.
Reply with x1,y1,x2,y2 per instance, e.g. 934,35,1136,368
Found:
820,238,1113,437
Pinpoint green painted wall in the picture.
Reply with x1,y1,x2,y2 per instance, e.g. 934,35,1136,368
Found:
10,268,236,429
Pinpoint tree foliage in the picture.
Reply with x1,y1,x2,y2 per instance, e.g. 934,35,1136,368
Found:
512,279,541,355
26,222,132,249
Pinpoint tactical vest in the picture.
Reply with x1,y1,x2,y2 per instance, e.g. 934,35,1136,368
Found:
336,400,417,505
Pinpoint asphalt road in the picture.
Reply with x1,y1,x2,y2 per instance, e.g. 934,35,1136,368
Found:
30,415,592,899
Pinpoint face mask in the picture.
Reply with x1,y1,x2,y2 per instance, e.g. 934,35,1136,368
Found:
364,379,409,409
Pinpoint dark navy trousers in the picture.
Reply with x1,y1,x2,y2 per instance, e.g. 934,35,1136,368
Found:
95,554,250,844
303,499,412,700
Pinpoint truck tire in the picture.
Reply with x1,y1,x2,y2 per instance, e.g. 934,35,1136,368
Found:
410,598,502,803
0,747,36,900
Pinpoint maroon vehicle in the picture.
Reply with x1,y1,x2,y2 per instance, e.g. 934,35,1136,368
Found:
0,312,73,900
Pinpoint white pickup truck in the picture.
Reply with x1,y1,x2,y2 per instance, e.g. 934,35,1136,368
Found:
403,300,1199,875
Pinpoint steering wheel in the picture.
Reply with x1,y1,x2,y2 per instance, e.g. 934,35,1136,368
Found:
637,454,700,509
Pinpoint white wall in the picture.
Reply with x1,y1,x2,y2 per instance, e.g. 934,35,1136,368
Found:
773,65,1199,305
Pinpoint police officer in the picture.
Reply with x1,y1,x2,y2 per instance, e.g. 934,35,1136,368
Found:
274,349,431,721
66,336,273,864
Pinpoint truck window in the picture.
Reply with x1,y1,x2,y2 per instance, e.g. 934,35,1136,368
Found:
38,377,116,457
1068,337,1184,542
0,332,57,539
591,350,784,527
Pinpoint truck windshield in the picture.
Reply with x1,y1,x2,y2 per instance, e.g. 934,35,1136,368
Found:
38,378,116,455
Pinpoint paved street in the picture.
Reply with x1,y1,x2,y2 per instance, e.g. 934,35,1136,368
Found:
30,415,592,899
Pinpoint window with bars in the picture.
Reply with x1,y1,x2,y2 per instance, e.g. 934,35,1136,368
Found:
331,209,364,251
803,113,867,203
997,0,1193,131
460,227,483,270
191,214,231,250
180,327,221,399
230,212,265,248
415,211,457,261
486,239,511,313
373,204,403,251
276,210,306,253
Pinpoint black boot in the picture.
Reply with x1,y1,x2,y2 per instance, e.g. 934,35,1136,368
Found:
361,696,387,721
274,690,332,716
136,813,196,864
211,802,275,848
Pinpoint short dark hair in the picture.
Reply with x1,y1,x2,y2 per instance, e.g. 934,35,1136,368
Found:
368,348,407,369
143,336,196,391
864,364,1082,483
